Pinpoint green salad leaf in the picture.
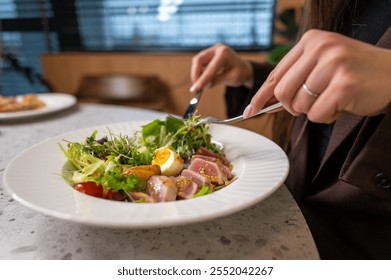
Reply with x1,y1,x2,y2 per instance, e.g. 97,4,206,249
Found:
140,115,222,160
97,169,143,193
191,185,212,198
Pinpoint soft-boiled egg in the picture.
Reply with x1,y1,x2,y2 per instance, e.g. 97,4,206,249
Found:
152,145,184,176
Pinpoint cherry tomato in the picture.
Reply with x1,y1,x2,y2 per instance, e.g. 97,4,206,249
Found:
73,182,104,198
105,190,127,201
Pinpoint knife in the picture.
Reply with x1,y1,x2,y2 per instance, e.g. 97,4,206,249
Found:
183,90,202,119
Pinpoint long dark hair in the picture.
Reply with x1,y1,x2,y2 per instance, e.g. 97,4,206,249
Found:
299,0,369,35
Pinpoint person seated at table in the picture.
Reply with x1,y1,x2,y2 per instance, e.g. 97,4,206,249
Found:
188,0,391,259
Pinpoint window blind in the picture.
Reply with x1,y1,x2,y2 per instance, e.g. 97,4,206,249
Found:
76,0,275,51
0,0,275,96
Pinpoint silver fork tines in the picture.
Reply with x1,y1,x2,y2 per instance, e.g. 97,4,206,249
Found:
170,102,283,128
192,102,283,127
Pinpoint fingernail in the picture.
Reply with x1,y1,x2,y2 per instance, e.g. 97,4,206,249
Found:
243,104,253,119
189,83,198,93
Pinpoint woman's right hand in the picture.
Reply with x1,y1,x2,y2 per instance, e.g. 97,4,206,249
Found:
242,29,391,122
190,43,254,93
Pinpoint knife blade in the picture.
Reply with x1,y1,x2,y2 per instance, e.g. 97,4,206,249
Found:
183,90,202,119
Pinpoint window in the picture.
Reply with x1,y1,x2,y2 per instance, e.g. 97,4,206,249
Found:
0,0,58,95
76,0,275,51
0,0,275,95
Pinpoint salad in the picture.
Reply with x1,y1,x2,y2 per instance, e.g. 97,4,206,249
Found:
59,116,234,203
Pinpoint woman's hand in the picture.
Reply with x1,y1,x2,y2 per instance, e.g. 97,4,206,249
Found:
190,43,254,92
243,29,391,123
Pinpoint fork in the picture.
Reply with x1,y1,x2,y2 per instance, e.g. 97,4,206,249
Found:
172,102,283,127
183,90,203,119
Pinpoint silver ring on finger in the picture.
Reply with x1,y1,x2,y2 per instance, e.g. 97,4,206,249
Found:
302,83,320,98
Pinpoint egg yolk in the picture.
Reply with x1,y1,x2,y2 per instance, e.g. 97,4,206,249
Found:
152,146,184,176
152,147,171,166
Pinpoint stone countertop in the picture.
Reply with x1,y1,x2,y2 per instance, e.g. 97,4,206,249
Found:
0,103,319,260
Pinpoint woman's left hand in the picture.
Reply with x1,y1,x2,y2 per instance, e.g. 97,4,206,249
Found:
243,29,391,123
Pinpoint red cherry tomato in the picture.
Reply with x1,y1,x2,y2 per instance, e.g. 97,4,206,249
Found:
105,189,127,201
73,182,104,198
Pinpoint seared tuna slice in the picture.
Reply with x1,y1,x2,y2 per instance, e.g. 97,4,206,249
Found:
219,163,233,179
128,191,157,203
191,155,233,175
191,154,219,163
195,147,230,167
147,175,178,202
188,157,232,185
181,169,211,186
174,176,199,199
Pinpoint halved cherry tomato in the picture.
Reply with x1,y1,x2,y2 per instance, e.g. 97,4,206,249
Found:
105,189,127,201
73,182,128,201
73,182,104,198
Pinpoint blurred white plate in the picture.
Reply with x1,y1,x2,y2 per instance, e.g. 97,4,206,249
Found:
3,121,289,229
0,93,76,121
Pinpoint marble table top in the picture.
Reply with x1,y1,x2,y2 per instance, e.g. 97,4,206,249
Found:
0,103,319,260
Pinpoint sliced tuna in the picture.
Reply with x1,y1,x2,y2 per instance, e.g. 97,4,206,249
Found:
128,191,157,203
195,147,231,167
188,157,233,185
174,176,199,199
181,169,211,186
147,175,178,202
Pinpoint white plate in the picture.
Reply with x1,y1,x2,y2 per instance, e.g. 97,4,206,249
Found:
3,121,289,229
0,93,77,121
